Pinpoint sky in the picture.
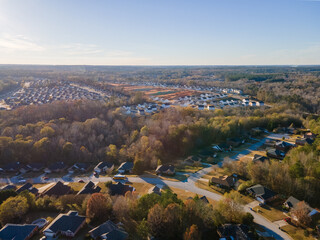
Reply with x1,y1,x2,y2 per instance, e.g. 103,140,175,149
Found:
0,0,319,65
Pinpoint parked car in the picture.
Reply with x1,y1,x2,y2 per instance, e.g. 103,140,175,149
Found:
18,179,26,183
284,217,291,223
42,176,49,180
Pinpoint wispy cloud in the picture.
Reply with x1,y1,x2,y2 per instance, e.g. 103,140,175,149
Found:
0,33,44,51
60,43,103,56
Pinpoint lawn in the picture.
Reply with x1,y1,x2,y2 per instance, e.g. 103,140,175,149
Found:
281,224,315,240
169,186,217,205
68,182,86,192
131,182,153,195
253,205,286,222
176,164,204,173
195,180,225,195
46,170,68,178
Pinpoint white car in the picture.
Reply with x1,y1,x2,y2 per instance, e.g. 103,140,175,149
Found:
18,179,26,183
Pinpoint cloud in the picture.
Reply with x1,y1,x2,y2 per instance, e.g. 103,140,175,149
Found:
59,43,103,56
0,33,44,51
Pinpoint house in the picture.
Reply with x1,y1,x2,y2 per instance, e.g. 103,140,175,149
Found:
247,184,277,204
89,220,128,240
94,162,114,174
43,211,86,238
77,181,101,195
148,185,163,195
295,137,314,146
200,196,209,204
210,174,237,189
117,162,134,174
68,162,90,174
252,154,270,163
109,182,135,196
42,181,72,196
0,224,38,240
16,183,39,195
266,148,286,160
155,165,175,175
44,161,67,173
227,138,245,147
2,162,23,173
0,184,17,191
275,141,294,152
283,196,319,218
257,101,264,106
207,105,215,110
26,162,44,172
198,104,205,110
212,143,232,152
217,224,255,240
249,101,256,106
138,109,145,115
304,132,317,140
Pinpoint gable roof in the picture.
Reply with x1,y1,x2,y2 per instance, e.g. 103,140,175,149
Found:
16,183,39,195
247,184,276,200
253,154,269,163
101,229,129,240
217,224,254,240
43,211,85,235
48,161,67,171
95,162,114,170
42,181,71,196
211,175,235,187
155,165,175,172
77,181,101,195
89,220,118,239
0,224,38,240
118,162,134,171
109,182,134,196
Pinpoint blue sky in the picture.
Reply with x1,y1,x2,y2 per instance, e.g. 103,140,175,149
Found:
0,0,319,65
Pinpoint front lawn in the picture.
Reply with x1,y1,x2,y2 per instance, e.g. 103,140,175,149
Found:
281,224,315,240
253,205,286,222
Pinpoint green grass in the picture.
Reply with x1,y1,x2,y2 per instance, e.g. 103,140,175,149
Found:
176,164,204,173
68,182,86,192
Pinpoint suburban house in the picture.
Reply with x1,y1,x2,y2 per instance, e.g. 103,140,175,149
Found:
68,162,90,174
26,162,45,172
304,132,317,140
89,220,128,240
0,224,38,240
44,161,67,173
200,196,209,204
0,184,16,191
247,184,277,204
207,105,215,110
77,181,101,195
274,141,295,152
210,174,237,189
283,196,319,220
217,224,255,240
252,154,270,163
227,138,245,147
117,162,134,174
212,143,232,152
155,165,175,175
148,185,163,195
16,183,39,195
42,181,72,196
2,162,23,173
43,211,86,238
266,148,286,160
94,162,114,174
295,137,314,146
109,182,135,196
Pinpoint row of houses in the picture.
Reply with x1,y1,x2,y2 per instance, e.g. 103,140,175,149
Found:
3,79,105,109
0,212,128,240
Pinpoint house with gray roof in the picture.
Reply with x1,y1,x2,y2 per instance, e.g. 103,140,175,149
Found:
247,184,277,204
43,211,86,238
117,162,134,174
77,181,101,195
0,224,38,240
89,220,128,240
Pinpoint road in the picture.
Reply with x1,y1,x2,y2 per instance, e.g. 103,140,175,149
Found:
0,133,292,239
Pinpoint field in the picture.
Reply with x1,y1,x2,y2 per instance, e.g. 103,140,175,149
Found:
108,83,198,100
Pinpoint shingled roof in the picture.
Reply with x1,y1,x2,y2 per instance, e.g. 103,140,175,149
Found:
89,220,128,240
109,182,134,196
77,181,101,195
42,181,71,196
0,224,38,240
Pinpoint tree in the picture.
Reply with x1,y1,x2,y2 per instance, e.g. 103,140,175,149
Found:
0,196,29,225
106,144,118,162
0,190,17,205
291,201,312,226
147,204,164,238
133,160,145,174
86,193,112,223
184,224,201,240
40,126,55,137
289,160,304,178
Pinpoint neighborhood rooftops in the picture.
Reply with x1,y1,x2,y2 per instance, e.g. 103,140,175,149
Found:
16,183,39,195
211,174,237,188
0,224,38,240
217,224,254,240
117,162,134,173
